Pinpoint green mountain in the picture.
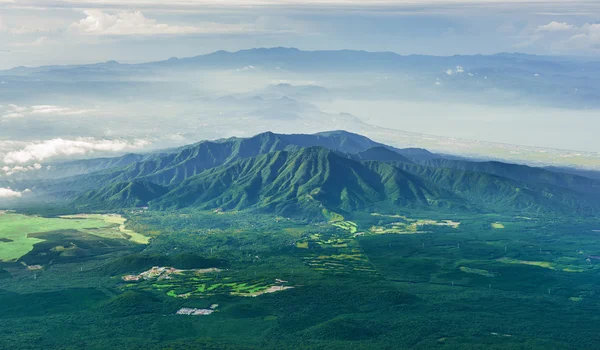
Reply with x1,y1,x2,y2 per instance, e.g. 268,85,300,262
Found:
153,147,461,217
352,146,414,163
418,159,600,196
43,130,600,219
75,181,168,210
391,162,599,215
74,144,600,219
49,130,423,195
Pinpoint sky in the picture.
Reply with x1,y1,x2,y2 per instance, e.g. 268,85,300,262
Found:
1,0,600,68
0,0,599,176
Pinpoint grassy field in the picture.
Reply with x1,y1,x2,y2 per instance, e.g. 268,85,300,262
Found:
0,213,149,262
59,214,150,244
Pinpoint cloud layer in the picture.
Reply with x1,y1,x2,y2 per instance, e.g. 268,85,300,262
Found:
1,104,93,119
1,163,42,176
528,21,600,53
1,138,150,164
70,10,257,36
0,187,22,198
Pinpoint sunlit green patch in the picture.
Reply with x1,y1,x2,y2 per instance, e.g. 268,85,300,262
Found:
322,209,344,222
331,221,358,234
491,222,505,229
60,214,150,244
562,267,585,273
0,213,149,262
296,241,309,249
498,258,554,270
459,266,496,277
368,225,423,234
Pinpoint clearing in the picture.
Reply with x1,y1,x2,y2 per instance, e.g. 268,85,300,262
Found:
0,213,149,262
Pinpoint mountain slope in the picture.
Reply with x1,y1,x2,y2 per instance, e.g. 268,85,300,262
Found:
75,181,168,210
352,146,414,163
393,162,600,215
419,159,600,195
54,130,429,194
153,147,462,217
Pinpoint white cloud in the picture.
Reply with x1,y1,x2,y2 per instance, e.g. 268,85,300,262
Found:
527,21,600,53
1,163,42,176
236,65,256,71
10,27,43,34
2,112,24,119
30,36,48,46
446,66,465,75
8,104,27,113
30,105,91,115
10,0,595,7
2,138,150,164
2,104,93,119
0,188,22,199
69,10,257,36
536,21,575,32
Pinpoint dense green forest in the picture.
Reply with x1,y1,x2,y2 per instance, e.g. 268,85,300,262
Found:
2,208,600,349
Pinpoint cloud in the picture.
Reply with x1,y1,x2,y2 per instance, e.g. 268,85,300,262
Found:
445,66,465,75
1,104,93,119
7,104,27,113
0,187,22,198
525,21,600,53
2,138,150,164
2,112,24,119
535,21,575,32
12,36,49,47
69,10,257,36
236,65,256,71
30,105,91,115
1,163,42,176
9,0,596,7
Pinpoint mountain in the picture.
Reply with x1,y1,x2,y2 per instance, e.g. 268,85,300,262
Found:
544,166,600,181
392,162,599,215
418,158,600,195
7,130,593,219
75,181,168,210
73,144,600,219
38,154,146,180
152,147,461,217
351,147,414,163
55,130,424,193
6,48,592,82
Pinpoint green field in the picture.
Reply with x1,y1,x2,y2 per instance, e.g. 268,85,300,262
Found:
0,213,149,262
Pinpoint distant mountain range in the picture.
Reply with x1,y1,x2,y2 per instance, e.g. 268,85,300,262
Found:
4,47,594,76
11,130,592,219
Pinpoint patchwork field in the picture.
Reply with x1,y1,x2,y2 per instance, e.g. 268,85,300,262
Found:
0,212,149,262
122,266,294,298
